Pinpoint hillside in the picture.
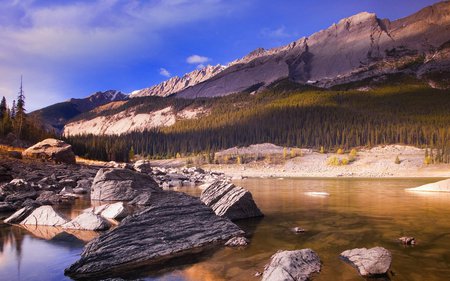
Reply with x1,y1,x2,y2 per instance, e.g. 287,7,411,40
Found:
30,90,127,131
65,74,450,162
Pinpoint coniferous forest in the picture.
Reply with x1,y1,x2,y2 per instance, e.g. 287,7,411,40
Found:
65,75,450,163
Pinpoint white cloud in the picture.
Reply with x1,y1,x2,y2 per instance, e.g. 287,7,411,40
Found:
261,26,296,38
159,68,171,77
187,55,210,64
0,0,238,110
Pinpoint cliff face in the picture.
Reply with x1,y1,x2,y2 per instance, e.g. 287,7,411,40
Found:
175,1,450,98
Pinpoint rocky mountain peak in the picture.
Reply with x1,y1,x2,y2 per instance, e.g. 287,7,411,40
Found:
130,64,226,98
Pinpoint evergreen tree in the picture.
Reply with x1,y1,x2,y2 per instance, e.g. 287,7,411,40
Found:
0,96,6,119
10,100,16,119
15,77,26,138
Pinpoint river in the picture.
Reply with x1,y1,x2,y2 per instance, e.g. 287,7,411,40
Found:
1,178,449,281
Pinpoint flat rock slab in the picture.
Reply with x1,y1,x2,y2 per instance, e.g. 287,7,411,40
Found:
406,178,450,192
91,168,161,201
63,213,111,231
262,249,321,281
84,202,128,219
340,247,392,277
200,180,263,221
4,206,35,223
20,205,69,226
65,191,243,279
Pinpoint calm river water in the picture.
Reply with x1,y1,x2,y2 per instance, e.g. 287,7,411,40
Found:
1,178,450,281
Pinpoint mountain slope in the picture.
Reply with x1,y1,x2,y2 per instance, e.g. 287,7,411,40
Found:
30,90,127,131
130,64,226,98
174,1,450,98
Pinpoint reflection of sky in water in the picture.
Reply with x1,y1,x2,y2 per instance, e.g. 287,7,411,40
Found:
1,178,450,281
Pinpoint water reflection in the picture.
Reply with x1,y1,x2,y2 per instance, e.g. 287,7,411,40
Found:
1,178,450,281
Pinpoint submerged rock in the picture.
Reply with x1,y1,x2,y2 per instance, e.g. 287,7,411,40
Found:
22,138,76,164
262,249,321,281
65,191,243,279
406,179,450,192
340,247,392,277
90,168,161,201
200,180,263,221
63,213,111,231
20,205,69,226
225,236,249,247
399,236,416,245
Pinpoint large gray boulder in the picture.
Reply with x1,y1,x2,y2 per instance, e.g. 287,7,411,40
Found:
63,213,111,231
340,247,392,277
262,249,321,281
200,180,263,220
65,191,243,279
20,205,69,226
22,138,76,164
90,168,161,201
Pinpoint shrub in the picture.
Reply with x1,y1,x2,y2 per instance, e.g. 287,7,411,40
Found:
350,148,357,157
327,156,340,166
395,155,401,164
337,148,344,154
290,148,297,158
320,146,325,154
341,158,349,165
424,156,432,165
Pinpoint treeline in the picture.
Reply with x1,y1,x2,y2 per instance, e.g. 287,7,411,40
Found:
1,84,53,144
65,83,450,163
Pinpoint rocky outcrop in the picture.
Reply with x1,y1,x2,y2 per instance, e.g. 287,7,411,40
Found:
262,249,321,281
20,205,69,226
200,180,263,220
0,179,37,204
225,236,249,247
132,160,152,174
22,138,76,164
340,247,392,277
90,168,161,201
63,213,111,231
406,178,450,192
130,64,226,98
65,191,243,279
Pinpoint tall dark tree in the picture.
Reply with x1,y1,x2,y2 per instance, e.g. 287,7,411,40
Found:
10,100,16,119
15,76,26,137
0,96,6,119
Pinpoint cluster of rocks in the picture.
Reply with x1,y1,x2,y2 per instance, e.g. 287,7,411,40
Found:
0,160,97,213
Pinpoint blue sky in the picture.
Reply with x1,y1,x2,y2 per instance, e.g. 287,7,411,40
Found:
0,0,442,111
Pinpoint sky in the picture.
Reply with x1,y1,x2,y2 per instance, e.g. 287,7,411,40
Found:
0,0,443,111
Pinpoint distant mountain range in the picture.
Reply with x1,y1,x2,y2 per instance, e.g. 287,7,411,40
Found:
30,90,127,131
33,1,450,134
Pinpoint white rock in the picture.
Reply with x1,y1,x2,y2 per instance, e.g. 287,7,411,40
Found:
62,212,110,231
20,206,69,226
406,179,450,192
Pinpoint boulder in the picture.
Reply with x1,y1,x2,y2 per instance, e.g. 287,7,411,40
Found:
399,236,416,245
63,213,111,231
22,138,76,164
84,202,128,220
91,168,161,201
200,180,263,221
36,191,63,205
129,192,152,205
0,164,13,183
262,249,321,281
133,160,152,174
4,206,36,224
225,236,249,247
65,191,243,279
340,247,392,277
20,205,69,226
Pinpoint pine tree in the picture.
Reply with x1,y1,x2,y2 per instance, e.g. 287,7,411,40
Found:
10,100,16,119
0,96,6,119
15,76,26,138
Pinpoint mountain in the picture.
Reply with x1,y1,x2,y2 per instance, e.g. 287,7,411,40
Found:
130,64,226,98
173,1,450,98
30,90,128,131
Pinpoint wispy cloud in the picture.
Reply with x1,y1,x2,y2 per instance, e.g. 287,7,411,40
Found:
260,26,296,38
159,68,171,78
0,0,237,110
187,55,210,64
